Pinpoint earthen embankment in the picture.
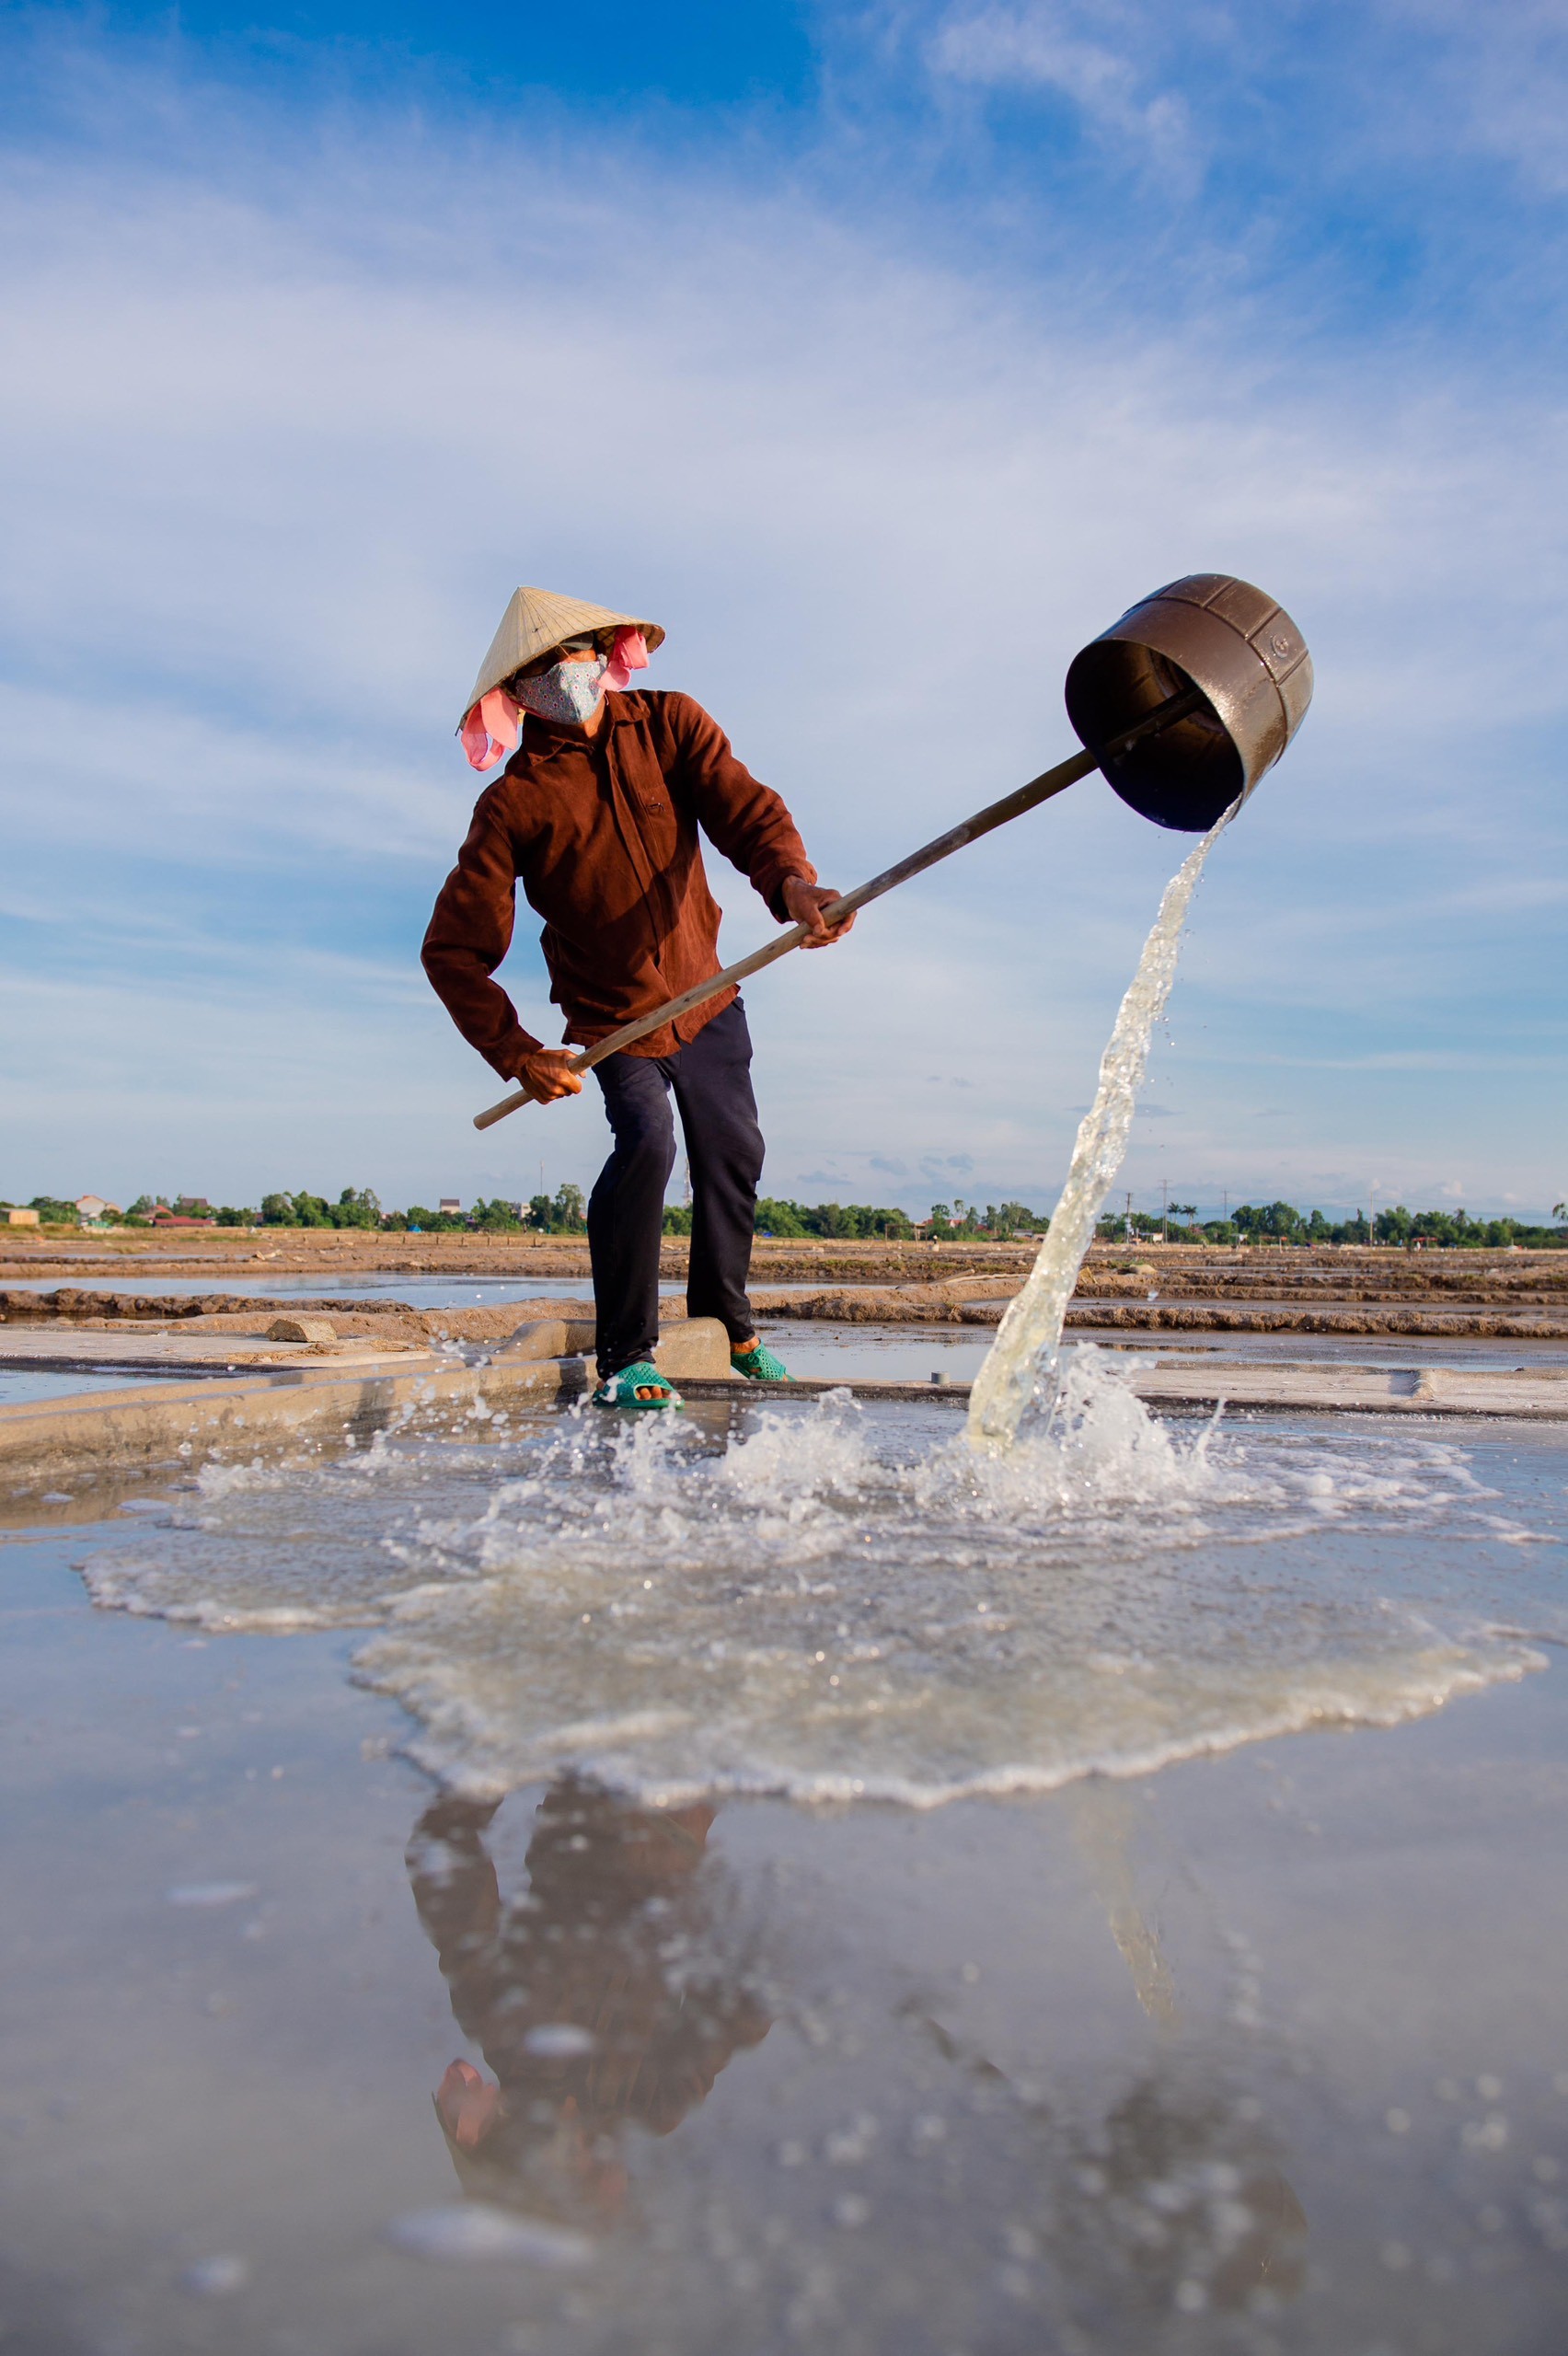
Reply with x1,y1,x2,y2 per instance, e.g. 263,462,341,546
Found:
2,1239,1563,1339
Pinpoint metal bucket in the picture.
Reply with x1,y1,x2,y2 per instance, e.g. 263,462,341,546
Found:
1065,574,1313,832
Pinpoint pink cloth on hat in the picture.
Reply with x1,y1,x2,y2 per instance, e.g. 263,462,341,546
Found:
460,628,651,772
460,688,525,772
603,627,650,690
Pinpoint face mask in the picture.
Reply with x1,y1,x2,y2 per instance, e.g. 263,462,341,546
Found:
512,655,609,726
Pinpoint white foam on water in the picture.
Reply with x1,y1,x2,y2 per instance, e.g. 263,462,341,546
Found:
969,810,1232,1453
73,1355,1554,1807
351,1375,1540,1803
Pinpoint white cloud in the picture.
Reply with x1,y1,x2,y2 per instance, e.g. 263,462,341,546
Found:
927,0,1196,180
0,40,1563,1213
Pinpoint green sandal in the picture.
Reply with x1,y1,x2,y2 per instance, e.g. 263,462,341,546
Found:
731,1340,792,1382
592,1360,683,1411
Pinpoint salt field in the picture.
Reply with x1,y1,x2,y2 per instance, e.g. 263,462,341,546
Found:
2,1364,1566,2354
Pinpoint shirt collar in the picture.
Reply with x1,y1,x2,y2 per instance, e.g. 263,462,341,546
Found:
514,689,648,761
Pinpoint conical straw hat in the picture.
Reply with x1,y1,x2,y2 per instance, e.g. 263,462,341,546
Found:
464,587,665,719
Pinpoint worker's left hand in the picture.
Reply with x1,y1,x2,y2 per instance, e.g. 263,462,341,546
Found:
783,876,855,946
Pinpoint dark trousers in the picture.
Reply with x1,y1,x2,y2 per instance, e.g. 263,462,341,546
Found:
588,999,764,1379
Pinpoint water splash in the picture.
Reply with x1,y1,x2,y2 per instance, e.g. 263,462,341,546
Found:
75,1364,1549,1806
967,806,1236,1454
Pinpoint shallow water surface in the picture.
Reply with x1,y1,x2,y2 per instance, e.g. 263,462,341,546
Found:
0,1366,193,1403
1,1272,640,1308
4,1443,1568,2354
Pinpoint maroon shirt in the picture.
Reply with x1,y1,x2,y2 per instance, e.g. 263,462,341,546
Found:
421,690,815,1075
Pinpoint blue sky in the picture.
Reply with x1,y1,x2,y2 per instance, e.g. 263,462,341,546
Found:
2,0,1564,1220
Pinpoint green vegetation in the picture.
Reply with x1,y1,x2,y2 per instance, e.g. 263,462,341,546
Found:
530,1185,586,1234
25,1196,80,1225
259,1187,382,1230
11,1183,1563,1247
920,1200,1047,1240
385,1186,585,1235
1094,1199,1568,1248
749,1199,918,1240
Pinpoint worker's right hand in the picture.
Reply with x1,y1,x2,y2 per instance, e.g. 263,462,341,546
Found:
514,1048,583,1103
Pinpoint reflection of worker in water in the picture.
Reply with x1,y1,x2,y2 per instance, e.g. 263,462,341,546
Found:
408,1782,772,2225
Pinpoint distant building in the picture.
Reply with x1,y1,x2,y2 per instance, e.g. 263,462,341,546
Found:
3,1207,40,1226
439,1197,462,1216
145,1200,215,1228
75,1195,122,1222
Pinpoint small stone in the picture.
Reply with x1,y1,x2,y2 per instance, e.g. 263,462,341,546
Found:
266,1315,338,1344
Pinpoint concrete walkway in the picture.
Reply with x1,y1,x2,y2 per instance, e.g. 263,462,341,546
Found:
0,1327,441,1377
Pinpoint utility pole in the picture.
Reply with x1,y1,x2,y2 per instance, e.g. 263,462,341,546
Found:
1124,1189,1134,1242
1369,1182,1376,1249
1160,1177,1168,1243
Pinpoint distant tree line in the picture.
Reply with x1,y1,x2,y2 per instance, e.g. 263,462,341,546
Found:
8,1186,1565,1248
248,1186,591,1234
1094,1199,1568,1249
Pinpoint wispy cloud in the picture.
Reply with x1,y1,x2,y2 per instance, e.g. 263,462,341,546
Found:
927,1,1197,183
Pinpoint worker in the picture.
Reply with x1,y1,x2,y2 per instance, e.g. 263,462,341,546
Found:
422,586,852,1408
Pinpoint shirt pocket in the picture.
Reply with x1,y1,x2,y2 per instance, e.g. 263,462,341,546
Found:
633,790,681,868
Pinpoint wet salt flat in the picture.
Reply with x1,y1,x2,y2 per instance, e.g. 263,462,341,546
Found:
0,1366,193,1403
0,1273,692,1307
4,1365,1567,2351
762,1324,1568,1380
7,1274,1560,1372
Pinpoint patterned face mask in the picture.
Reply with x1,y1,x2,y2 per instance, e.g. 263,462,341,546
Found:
510,654,609,726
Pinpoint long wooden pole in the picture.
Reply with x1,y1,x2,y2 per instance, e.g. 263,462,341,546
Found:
473,687,1205,1130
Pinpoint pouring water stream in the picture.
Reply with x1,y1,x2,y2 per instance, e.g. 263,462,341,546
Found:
967,803,1239,1454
